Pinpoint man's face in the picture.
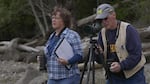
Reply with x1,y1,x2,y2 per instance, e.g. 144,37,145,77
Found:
51,12,64,30
100,12,116,29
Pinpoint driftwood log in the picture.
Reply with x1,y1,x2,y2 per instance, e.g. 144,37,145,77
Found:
0,38,40,53
0,26,149,62
0,38,41,61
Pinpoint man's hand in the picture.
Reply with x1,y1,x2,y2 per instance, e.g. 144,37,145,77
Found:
57,58,69,65
110,62,121,73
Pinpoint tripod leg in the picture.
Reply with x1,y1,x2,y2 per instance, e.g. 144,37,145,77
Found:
80,57,89,84
92,54,95,84
80,38,97,84
85,45,94,84
91,44,96,84
85,58,91,84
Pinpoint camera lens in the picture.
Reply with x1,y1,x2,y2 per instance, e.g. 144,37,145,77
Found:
83,22,101,35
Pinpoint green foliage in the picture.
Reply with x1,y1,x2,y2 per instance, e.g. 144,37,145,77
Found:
75,0,121,19
0,0,150,41
0,0,36,41
0,15,35,40
75,0,97,19
135,0,150,27
115,1,139,23
114,0,150,27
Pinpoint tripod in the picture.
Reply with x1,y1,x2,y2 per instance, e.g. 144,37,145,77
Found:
80,36,97,84
80,35,113,84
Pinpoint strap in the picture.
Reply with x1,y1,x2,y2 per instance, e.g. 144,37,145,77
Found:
105,21,120,54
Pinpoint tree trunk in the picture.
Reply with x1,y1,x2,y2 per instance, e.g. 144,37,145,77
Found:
28,0,46,37
40,0,49,32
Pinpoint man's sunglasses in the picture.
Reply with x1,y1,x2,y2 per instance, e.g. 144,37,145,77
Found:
102,17,108,20
96,17,108,23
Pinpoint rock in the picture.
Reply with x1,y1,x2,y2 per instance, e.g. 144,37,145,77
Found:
1,60,150,84
19,52,41,63
145,64,150,84
29,73,47,84
15,65,41,84
0,48,20,61
81,68,106,84
35,46,44,51
25,52,38,63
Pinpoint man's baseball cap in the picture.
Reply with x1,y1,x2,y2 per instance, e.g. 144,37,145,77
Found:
95,4,114,20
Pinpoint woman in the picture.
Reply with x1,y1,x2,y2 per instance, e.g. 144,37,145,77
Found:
44,7,83,84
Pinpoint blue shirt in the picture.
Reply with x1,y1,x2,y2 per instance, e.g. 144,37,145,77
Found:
44,28,83,79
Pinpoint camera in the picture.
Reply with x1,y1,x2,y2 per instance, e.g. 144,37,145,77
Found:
37,55,47,71
106,59,115,69
83,21,102,35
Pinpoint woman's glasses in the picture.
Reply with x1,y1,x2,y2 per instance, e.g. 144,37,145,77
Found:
51,16,62,20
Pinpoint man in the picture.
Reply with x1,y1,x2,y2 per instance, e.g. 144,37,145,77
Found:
95,4,146,84
44,7,83,84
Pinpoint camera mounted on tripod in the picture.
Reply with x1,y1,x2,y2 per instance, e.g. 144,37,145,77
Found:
83,21,102,36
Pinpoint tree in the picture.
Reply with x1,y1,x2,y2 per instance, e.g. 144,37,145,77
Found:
0,0,35,41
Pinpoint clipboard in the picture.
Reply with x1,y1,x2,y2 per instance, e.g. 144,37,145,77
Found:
54,38,74,70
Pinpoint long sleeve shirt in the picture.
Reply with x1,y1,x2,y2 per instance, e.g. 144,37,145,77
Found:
98,25,142,70
44,28,83,79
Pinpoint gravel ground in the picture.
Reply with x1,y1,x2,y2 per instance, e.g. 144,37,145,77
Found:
0,61,150,84
0,61,38,84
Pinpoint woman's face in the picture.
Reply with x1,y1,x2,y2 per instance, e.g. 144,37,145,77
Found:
51,12,64,30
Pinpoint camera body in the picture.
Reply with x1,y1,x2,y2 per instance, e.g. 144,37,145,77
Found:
37,55,47,71
106,59,115,69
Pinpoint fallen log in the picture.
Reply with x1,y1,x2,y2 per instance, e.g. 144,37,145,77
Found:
18,45,40,52
138,27,150,42
145,51,150,63
0,41,9,52
0,44,40,53
24,39,38,46
144,51,150,57
142,43,150,49
0,38,20,61
0,41,9,45
0,38,40,53
77,14,96,27
0,46,7,53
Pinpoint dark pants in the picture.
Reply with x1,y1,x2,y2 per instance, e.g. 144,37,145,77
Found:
106,68,146,84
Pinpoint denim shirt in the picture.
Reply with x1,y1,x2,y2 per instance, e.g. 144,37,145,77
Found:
44,28,83,79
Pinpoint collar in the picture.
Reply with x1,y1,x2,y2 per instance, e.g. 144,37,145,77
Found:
60,28,70,37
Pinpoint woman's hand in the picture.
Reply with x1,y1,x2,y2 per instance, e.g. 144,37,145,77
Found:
57,58,69,65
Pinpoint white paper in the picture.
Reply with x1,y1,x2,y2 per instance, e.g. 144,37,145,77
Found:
55,38,74,60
